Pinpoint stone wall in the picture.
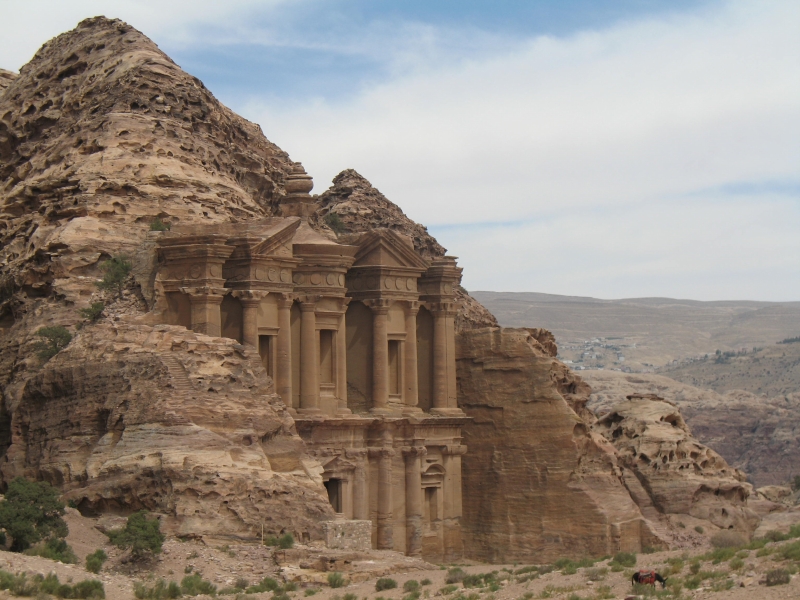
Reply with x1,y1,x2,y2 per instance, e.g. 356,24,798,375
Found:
456,328,666,562
322,519,372,551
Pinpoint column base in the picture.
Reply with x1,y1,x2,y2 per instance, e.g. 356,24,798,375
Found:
402,406,424,417
286,407,298,418
370,406,394,416
297,407,323,416
429,407,466,417
335,407,353,416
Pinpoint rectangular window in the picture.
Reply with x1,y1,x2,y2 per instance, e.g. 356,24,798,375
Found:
388,339,401,396
319,329,334,384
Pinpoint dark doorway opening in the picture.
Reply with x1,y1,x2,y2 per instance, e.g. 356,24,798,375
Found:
324,478,342,513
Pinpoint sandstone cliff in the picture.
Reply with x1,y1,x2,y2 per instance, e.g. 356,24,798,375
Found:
593,394,758,533
583,370,800,488
456,328,670,562
0,70,17,94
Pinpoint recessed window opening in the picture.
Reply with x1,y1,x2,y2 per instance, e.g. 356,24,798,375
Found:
320,329,334,385
388,339,401,396
324,478,342,513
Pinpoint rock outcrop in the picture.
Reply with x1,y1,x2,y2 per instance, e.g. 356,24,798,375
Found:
4,319,334,540
457,328,669,562
593,394,759,534
583,370,800,488
0,70,17,94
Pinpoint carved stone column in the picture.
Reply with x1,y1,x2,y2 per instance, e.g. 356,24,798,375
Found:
370,440,395,550
403,301,421,415
276,293,293,407
366,299,391,414
441,444,467,561
350,449,369,521
430,302,463,415
181,286,229,337
232,290,268,348
403,442,427,556
299,297,321,414
335,306,350,415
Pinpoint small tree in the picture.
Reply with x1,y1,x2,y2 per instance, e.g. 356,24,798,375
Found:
79,302,105,322
33,326,72,360
96,255,132,299
86,549,107,573
324,212,346,234
106,510,164,560
0,477,68,552
149,218,171,232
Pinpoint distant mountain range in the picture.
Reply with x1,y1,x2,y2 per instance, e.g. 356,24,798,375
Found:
472,291,800,371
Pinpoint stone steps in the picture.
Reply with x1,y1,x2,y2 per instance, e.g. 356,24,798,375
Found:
160,354,194,396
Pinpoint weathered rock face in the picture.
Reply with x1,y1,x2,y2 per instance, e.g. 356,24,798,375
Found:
456,328,668,562
584,370,800,488
4,319,334,540
0,16,294,304
312,169,498,331
593,394,759,534
0,69,17,94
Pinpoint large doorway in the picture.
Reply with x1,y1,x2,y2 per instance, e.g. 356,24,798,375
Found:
324,478,343,513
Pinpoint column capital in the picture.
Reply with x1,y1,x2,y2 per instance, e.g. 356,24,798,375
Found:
368,447,396,459
428,301,459,317
180,286,229,300
401,445,428,458
442,444,467,456
299,294,321,310
232,290,269,304
365,298,391,314
344,448,368,460
405,300,421,316
276,292,295,309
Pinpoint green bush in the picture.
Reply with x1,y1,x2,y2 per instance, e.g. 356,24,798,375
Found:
246,576,281,594
439,585,458,595
79,302,105,322
708,547,736,564
342,594,358,600
445,568,466,584
106,510,165,559
304,589,318,596
150,218,171,232
610,551,636,567
327,572,346,588
0,570,104,598
34,325,73,360
25,536,78,563
376,578,397,591
180,573,217,596
278,533,294,549
694,525,704,534
86,548,108,574
420,578,432,586
0,477,68,551
778,540,800,561
324,212,346,234
96,254,132,299
766,568,790,586
403,580,420,593
729,557,744,570
710,530,747,548
134,579,182,599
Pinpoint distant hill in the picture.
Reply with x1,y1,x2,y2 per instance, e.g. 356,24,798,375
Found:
472,291,800,371
661,340,800,396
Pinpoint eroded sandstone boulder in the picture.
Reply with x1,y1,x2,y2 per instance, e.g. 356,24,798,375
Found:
3,319,334,540
593,394,759,534
456,328,668,562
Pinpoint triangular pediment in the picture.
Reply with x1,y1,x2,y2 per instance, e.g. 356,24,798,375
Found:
251,219,301,257
353,230,429,270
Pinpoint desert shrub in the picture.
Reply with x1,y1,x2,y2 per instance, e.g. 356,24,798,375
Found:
134,579,182,599
324,213,346,234
689,561,701,575
764,529,789,542
327,572,346,588
765,568,790,586
610,552,636,567
789,523,800,538
283,581,297,592
439,585,458,595
79,302,105,322
233,577,249,590
376,578,397,591
73,579,106,599
0,477,68,551
34,325,73,360
304,589,319,596
420,579,432,586
665,557,684,574
729,557,744,571
403,580,420,593
694,525,704,534
792,475,800,491
150,218,171,232
756,545,774,557
403,593,420,600
86,549,108,574
585,567,607,581
708,547,736,564
278,533,294,549
594,585,614,599
342,594,357,600
25,536,78,563
710,530,747,548
246,576,280,593
181,573,217,596
778,540,800,561
445,568,466,584
96,254,132,298
107,510,165,559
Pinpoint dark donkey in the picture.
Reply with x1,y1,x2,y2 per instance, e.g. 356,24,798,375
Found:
632,570,667,588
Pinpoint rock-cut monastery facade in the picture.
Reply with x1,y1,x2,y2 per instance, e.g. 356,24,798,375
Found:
154,163,467,561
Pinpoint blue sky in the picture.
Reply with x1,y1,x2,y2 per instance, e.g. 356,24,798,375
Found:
2,0,799,301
